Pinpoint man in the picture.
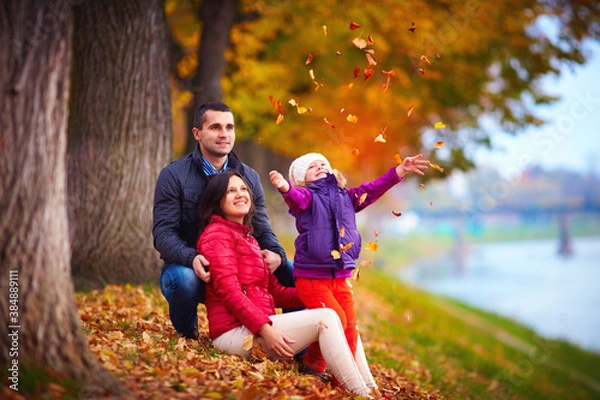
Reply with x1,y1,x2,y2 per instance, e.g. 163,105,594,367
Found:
153,101,295,339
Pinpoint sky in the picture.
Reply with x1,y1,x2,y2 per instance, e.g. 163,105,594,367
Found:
474,41,600,178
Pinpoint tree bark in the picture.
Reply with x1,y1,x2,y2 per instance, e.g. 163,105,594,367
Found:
68,0,172,289
0,1,128,397
184,0,238,153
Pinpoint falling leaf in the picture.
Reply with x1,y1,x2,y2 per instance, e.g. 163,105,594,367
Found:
367,35,374,45
365,241,378,252
360,260,372,268
305,54,314,65
142,331,152,344
354,268,361,282
351,148,360,156
374,134,386,143
309,69,315,81
331,250,341,260
392,210,402,217
349,21,361,30
436,52,441,58
430,201,433,206
275,114,284,125
358,192,368,205
374,230,380,237
427,160,445,173
336,50,342,55
420,55,432,65
419,183,426,189
339,226,346,237
393,154,403,164
353,66,360,78
434,122,446,129
408,22,417,33
406,106,414,118
242,335,254,351
434,141,445,148
323,118,336,129
340,242,354,252
342,83,354,90
288,98,297,107
419,68,425,75
364,65,374,80
322,25,328,36
352,37,367,49
347,114,358,124
365,53,377,66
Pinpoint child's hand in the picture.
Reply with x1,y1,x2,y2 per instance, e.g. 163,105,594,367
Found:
269,170,290,193
396,154,428,177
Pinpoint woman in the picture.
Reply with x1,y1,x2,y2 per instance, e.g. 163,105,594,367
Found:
196,170,378,397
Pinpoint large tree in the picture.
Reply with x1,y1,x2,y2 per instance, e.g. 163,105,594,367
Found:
0,1,128,397
68,0,172,289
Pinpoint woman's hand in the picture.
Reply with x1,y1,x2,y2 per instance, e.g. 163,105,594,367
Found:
258,324,296,358
269,170,290,193
396,154,428,178
193,254,211,283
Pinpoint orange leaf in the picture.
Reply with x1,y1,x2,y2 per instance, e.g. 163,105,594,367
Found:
342,83,354,90
305,54,314,65
351,148,360,156
420,55,432,65
360,260,372,268
365,241,378,252
309,69,315,81
393,154,402,164
358,192,368,205
419,68,425,75
346,114,358,124
353,66,360,78
392,210,402,217
365,53,377,66
364,66,374,80
322,25,328,36
331,250,341,260
339,242,354,252
434,141,445,148
275,114,284,125
367,35,374,45
374,230,380,237
408,22,417,33
349,21,361,30
427,160,445,173
419,183,426,189
339,226,345,237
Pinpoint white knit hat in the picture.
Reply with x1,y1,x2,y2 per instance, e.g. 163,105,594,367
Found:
288,153,331,187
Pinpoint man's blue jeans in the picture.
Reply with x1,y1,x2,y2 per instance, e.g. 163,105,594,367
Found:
160,260,298,337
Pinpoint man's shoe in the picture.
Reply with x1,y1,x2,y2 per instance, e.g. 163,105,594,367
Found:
298,363,327,381
180,328,199,340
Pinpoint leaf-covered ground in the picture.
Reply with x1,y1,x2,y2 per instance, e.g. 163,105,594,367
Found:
73,284,443,399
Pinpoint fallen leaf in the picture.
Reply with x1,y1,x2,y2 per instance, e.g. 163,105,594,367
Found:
242,335,254,351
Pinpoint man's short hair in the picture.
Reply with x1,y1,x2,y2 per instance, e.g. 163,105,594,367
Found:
193,102,232,128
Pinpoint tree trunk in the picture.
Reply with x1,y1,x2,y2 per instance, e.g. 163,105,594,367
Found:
68,0,172,289
0,1,128,397
184,0,238,153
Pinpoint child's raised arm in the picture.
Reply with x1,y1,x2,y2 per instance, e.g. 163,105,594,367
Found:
395,154,428,178
269,170,290,193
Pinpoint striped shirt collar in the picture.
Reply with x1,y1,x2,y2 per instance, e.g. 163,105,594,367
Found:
202,156,228,176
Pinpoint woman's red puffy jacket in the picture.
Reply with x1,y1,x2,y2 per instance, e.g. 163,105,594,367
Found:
197,215,303,339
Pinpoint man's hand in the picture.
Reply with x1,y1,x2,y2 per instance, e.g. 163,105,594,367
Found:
261,249,282,274
269,170,290,193
258,323,296,358
193,254,211,283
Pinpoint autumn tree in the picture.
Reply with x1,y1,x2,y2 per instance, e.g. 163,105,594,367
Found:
68,0,172,289
0,1,128,397
167,0,600,181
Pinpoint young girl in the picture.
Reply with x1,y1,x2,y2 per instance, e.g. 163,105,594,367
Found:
269,153,428,376
196,170,379,397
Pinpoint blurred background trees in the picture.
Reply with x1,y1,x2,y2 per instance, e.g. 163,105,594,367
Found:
167,0,600,179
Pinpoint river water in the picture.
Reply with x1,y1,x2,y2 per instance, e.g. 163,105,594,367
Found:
397,236,600,353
